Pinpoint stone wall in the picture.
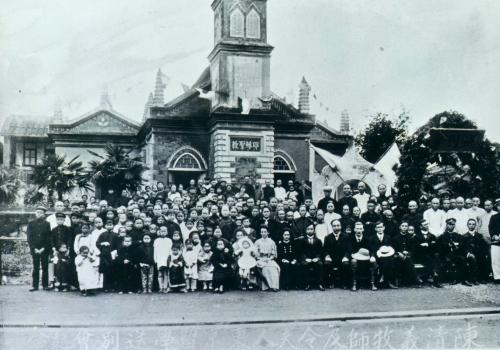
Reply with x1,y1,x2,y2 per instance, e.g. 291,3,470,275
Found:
212,129,274,184
151,133,210,184
275,137,310,181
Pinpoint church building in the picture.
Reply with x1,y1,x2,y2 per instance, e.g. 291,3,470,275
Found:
1,0,354,192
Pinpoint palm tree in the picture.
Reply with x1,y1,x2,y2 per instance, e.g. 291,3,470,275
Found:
32,154,92,201
0,166,22,205
87,144,147,194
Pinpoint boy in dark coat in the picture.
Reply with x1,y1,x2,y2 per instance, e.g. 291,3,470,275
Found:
96,220,116,291
116,236,141,294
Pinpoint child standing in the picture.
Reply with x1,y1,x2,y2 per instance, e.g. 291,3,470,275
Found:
211,240,232,294
54,243,71,291
197,242,214,291
167,245,186,293
96,220,115,292
154,226,172,293
183,239,198,292
139,233,155,293
116,236,140,294
75,246,100,296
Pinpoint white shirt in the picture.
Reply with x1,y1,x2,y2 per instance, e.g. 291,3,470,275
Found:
315,223,329,243
479,210,497,236
46,213,71,230
423,208,447,237
154,237,173,268
447,208,474,235
274,186,287,201
353,193,370,213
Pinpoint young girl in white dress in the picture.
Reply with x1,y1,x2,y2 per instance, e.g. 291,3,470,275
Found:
183,239,198,292
75,246,100,296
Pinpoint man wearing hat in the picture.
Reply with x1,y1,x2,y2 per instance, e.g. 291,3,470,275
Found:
437,217,471,286
462,218,490,284
51,212,72,253
349,222,378,291
488,199,500,283
317,186,337,213
369,221,397,289
26,206,52,291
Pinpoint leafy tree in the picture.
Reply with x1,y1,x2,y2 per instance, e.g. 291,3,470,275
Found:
32,154,91,201
0,166,22,204
355,111,409,163
87,144,147,194
396,111,500,204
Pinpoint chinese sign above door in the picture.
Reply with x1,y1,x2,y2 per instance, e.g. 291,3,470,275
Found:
230,136,261,152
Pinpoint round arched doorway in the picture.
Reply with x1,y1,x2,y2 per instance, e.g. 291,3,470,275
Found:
273,150,297,185
167,148,207,187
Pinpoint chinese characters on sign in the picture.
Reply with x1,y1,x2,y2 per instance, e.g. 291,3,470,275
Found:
230,137,261,152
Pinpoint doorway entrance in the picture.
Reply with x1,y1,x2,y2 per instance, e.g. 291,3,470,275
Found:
167,147,208,187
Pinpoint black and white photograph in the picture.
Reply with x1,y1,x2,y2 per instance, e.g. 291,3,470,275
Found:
1,1,499,349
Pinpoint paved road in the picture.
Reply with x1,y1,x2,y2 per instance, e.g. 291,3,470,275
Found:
1,284,499,349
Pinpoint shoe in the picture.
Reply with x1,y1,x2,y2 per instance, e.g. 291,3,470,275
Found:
433,282,443,288
371,283,378,291
318,285,325,291
304,285,310,291
473,281,480,286
42,287,50,291
388,283,398,289
451,280,460,285
462,281,473,287
29,288,38,292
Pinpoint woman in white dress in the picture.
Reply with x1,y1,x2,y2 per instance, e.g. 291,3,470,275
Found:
254,225,280,291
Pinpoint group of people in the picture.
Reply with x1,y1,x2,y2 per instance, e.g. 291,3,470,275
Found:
26,176,500,296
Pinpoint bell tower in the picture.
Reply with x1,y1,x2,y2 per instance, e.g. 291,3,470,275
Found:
209,0,273,110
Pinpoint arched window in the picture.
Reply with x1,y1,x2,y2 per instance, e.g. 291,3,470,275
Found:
246,8,261,39
230,8,244,38
274,156,297,174
173,154,201,170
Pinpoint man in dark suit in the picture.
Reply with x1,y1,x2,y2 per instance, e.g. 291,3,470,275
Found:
349,222,378,291
462,218,490,284
369,221,397,289
413,220,441,287
337,184,358,214
317,186,337,212
392,221,422,287
299,223,325,291
438,218,471,286
322,219,351,288
26,206,52,291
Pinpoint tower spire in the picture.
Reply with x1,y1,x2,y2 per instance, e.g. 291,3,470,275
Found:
152,69,167,107
52,99,64,123
298,77,311,114
143,92,154,121
100,85,112,110
340,109,350,134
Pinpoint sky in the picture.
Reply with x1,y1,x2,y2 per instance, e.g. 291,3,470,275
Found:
1,0,499,141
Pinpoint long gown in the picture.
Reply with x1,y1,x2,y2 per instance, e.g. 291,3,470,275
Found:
75,255,100,290
254,237,280,290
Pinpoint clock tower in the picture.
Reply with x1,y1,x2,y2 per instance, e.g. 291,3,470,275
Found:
209,0,273,110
